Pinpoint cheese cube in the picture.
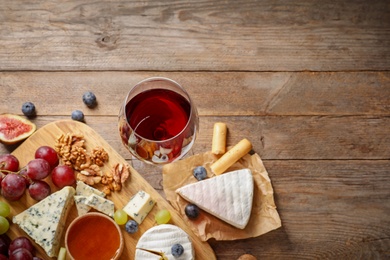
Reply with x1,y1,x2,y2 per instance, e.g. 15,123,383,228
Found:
123,190,155,224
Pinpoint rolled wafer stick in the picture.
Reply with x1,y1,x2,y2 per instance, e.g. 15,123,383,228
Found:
210,138,252,175
212,122,227,155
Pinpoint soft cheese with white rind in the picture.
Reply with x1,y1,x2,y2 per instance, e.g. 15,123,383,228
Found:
12,186,75,257
176,168,254,229
135,224,194,260
134,249,164,260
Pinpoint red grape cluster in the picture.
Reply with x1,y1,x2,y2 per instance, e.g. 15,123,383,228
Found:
0,234,42,260
0,146,76,202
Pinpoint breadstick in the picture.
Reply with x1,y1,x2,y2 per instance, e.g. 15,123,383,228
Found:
210,138,252,175
212,122,227,155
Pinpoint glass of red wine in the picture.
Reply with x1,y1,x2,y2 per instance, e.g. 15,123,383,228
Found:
118,77,199,165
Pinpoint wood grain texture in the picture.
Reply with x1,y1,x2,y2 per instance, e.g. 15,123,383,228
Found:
0,0,389,71
6,120,216,260
2,116,389,160
1,0,389,258
1,71,389,116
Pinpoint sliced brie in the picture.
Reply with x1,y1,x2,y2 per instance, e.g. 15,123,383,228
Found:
135,224,194,260
135,249,165,260
13,186,75,257
176,168,254,229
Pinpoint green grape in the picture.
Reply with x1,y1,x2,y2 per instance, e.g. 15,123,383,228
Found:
0,202,10,217
114,209,128,225
155,209,171,225
0,216,9,234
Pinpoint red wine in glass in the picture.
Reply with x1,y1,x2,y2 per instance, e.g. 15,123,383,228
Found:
119,77,198,164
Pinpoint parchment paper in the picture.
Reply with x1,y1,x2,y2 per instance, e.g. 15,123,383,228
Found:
162,151,282,241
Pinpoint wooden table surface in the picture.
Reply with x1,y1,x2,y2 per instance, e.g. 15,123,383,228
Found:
1,1,389,259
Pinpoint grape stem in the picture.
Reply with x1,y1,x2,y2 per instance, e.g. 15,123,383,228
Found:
0,168,32,184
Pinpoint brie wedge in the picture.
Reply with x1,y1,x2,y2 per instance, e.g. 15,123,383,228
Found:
176,168,254,229
135,224,194,260
13,186,75,257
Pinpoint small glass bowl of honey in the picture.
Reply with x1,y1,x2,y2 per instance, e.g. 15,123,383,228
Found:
65,212,124,260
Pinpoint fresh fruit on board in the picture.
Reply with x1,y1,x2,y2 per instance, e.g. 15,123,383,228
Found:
155,209,171,225
0,114,36,145
51,165,76,189
0,234,42,259
34,146,59,170
0,154,19,174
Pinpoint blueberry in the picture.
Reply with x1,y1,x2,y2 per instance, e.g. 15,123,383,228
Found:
82,91,97,108
171,243,184,257
21,102,36,117
71,110,84,122
184,204,200,219
125,220,138,234
193,166,207,181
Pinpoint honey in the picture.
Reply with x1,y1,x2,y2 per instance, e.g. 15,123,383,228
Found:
66,213,122,260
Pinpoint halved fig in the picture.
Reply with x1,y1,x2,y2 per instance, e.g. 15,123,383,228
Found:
0,114,36,145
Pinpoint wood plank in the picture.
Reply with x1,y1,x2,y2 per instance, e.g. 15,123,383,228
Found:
210,159,390,259
1,72,389,116
1,116,389,161
0,1,389,71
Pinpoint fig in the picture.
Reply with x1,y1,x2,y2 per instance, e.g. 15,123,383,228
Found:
0,114,36,145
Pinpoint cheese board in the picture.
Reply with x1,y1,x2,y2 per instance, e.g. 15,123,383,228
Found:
3,120,216,259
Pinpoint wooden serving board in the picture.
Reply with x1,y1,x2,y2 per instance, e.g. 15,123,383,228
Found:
4,120,216,260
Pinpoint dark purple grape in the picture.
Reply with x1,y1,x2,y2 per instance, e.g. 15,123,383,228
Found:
9,248,33,260
28,181,51,201
25,159,51,181
0,234,11,256
8,237,34,256
1,174,26,201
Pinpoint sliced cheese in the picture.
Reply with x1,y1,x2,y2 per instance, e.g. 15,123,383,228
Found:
123,190,155,224
12,186,75,257
135,224,194,260
176,168,254,229
74,195,90,216
75,180,106,197
74,181,111,217
84,194,115,217
134,249,165,260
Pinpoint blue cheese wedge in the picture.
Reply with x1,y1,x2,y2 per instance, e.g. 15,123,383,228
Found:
75,180,106,197
123,190,155,224
74,195,90,216
84,194,115,217
176,168,254,229
74,181,109,216
12,186,75,257
135,224,194,260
